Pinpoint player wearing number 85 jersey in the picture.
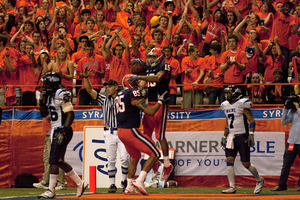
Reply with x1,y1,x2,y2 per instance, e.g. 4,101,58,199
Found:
115,74,170,195
220,85,264,194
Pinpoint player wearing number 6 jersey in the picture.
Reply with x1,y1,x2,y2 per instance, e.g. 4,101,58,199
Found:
116,74,170,195
127,48,173,182
220,85,264,194
38,72,88,199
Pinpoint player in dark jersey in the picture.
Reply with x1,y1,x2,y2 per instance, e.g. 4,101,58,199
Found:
116,74,170,195
38,72,88,199
127,49,173,181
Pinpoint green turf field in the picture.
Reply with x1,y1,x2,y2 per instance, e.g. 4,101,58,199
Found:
1,187,299,198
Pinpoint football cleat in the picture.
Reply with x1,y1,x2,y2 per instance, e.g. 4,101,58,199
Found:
254,177,265,194
160,164,174,181
124,188,140,195
108,184,117,193
38,189,56,199
222,187,236,194
132,180,148,195
76,180,88,197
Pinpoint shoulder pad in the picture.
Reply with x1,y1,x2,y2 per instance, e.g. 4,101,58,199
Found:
239,98,252,109
56,88,71,102
130,89,142,99
221,100,230,111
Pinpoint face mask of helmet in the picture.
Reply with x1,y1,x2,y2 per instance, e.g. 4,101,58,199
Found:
41,72,61,94
224,86,242,102
146,55,160,67
146,48,163,67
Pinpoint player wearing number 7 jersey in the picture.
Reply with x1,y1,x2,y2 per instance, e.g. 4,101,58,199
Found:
116,74,170,195
127,48,173,182
220,85,264,194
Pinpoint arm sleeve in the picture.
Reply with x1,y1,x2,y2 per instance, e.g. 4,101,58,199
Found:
281,108,293,125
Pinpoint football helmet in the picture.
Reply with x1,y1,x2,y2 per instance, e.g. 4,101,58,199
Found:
41,71,61,93
147,48,163,67
122,74,138,89
224,85,242,102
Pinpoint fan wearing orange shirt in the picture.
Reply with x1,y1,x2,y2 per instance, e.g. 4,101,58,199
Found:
0,35,18,106
265,0,297,81
74,9,98,41
3,0,17,15
130,34,146,61
162,44,180,106
181,45,205,108
288,5,300,52
23,20,34,39
77,40,105,105
104,29,130,85
19,42,38,106
220,34,247,84
140,0,160,28
233,16,262,77
206,41,225,105
88,0,104,19
149,12,173,50
115,1,133,30
202,0,227,57
233,0,252,19
47,47,74,90
32,31,44,59
71,34,88,96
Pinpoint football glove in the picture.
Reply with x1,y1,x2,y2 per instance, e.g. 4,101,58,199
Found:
247,132,254,147
39,87,49,106
158,91,170,103
127,75,140,83
54,126,68,145
221,136,226,149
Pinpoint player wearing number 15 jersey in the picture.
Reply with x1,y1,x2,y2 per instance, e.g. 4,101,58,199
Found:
220,85,264,194
115,74,170,195
127,49,173,182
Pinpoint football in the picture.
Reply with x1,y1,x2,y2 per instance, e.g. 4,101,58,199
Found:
164,180,178,188
130,60,146,75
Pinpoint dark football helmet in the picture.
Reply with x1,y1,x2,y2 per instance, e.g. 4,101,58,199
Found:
41,72,61,93
224,85,243,102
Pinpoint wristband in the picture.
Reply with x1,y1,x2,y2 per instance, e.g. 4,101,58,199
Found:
222,136,227,139
225,127,229,130
249,131,254,135
249,122,255,128
158,101,162,105
84,76,89,78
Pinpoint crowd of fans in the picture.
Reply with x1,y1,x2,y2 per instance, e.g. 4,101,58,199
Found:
0,0,300,108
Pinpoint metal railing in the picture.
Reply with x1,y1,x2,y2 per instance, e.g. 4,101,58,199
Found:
1,82,297,109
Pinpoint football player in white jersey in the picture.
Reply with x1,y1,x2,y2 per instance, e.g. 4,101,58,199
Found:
220,85,264,194
38,72,88,199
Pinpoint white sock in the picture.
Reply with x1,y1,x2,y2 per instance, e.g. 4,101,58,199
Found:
163,156,171,167
247,164,261,181
108,169,116,185
136,171,147,182
127,178,134,190
66,169,82,186
49,174,58,193
227,165,235,188
109,176,115,185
